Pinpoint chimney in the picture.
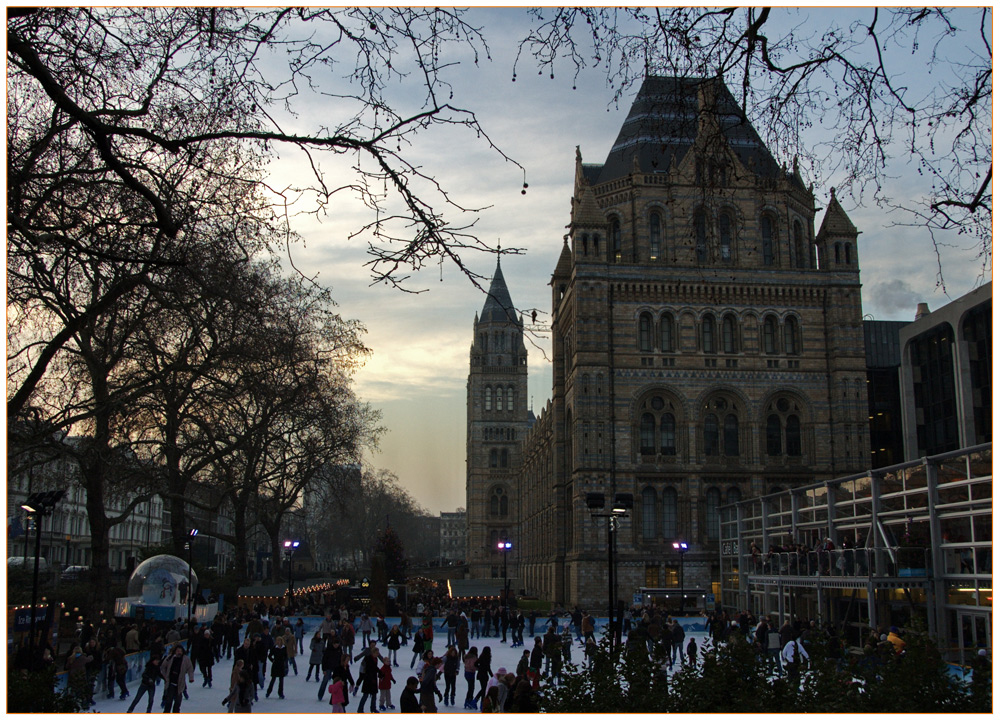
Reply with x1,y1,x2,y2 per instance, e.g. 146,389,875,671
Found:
915,302,931,320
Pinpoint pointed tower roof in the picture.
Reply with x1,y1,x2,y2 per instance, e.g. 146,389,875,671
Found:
553,237,572,279
480,260,518,324
817,188,859,238
572,147,605,228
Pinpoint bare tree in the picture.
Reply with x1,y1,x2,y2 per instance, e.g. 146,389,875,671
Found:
196,272,379,583
516,7,992,284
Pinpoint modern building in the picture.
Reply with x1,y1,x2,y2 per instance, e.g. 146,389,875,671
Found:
864,319,908,468
467,76,873,610
899,282,992,459
719,442,992,667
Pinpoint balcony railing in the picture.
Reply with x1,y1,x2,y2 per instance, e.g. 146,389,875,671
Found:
745,546,931,579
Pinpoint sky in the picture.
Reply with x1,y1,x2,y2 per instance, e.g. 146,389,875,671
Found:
265,7,990,516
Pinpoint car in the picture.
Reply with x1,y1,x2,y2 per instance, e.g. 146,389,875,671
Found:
7,556,49,573
60,565,89,581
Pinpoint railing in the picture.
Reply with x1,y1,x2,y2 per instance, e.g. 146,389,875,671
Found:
744,546,930,579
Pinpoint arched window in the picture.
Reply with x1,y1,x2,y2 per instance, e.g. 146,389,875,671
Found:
702,313,716,353
638,313,653,352
834,243,841,264
694,208,708,262
649,211,662,261
484,386,492,411
793,220,805,268
642,487,657,540
489,449,498,468
640,413,656,455
766,414,782,456
581,233,589,256
786,415,802,456
706,487,721,540
784,317,799,355
844,243,852,265
723,414,740,456
704,413,720,456
763,315,778,354
761,214,775,266
495,388,503,411
660,313,675,352
722,314,738,354
611,217,622,263
507,387,514,411
719,211,733,261
660,414,676,456
663,487,678,539
490,486,508,517
726,486,742,506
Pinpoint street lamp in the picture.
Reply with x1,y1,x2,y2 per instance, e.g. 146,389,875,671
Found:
21,489,65,670
186,528,198,630
284,540,300,609
673,541,689,614
497,539,512,607
587,491,633,647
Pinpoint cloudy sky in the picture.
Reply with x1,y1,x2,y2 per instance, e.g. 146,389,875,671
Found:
268,7,989,515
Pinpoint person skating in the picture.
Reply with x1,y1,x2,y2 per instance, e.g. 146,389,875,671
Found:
355,641,381,713
462,647,478,709
126,655,160,713
160,645,195,713
377,657,396,710
472,645,492,709
265,635,288,699
307,630,324,681
398,676,421,713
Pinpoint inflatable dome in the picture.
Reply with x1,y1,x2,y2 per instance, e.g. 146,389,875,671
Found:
126,554,198,605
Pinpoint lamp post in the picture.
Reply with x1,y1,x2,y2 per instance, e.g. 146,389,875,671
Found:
587,492,632,648
673,541,689,614
284,540,300,609
186,528,198,629
497,539,512,607
21,489,65,669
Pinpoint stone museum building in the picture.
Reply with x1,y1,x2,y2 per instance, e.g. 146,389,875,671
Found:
467,76,872,609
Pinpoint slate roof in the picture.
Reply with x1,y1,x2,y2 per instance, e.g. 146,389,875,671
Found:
592,76,787,186
480,260,519,324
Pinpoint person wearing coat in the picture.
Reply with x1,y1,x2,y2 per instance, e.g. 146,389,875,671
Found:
282,628,298,675
233,636,260,701
387,624,402,667
127,656,161,713
160,645,196,713
398,676,421,713
307,631,325,680
266,636,289,699
66,646,94,707
355,643,381,713
194,629,215,688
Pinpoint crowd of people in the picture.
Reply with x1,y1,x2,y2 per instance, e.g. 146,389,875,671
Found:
36,596,960,713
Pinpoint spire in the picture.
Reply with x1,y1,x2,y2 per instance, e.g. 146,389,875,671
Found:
817,187,859,238
480,259,517,324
